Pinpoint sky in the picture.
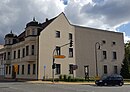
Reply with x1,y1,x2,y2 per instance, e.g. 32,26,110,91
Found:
0,0,130,44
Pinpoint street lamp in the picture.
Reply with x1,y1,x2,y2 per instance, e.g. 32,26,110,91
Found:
95,42,101,77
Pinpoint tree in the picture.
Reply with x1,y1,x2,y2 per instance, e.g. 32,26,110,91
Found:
120,41,130,78
120,57,130,78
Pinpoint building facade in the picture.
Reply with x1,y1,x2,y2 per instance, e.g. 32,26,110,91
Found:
0,13,124,80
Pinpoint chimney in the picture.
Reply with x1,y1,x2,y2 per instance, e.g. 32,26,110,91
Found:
46,18,48,22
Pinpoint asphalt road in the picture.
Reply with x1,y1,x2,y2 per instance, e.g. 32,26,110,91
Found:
0,82,130,92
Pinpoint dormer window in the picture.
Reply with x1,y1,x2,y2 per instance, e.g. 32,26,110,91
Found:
27,30,30,36
32,28,35,35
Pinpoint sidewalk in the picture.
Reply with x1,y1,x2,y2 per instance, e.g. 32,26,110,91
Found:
26,80,130,85
0,78,130,85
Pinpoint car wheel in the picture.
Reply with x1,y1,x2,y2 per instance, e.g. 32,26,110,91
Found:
104,83,107,86
119,82,123,86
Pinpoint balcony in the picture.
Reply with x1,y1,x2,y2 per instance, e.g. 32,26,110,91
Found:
23,55,36,62
4,60,11,65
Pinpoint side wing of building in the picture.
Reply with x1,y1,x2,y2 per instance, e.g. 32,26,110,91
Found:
75,26,124,78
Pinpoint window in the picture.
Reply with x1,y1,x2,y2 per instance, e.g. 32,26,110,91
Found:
14,51,16,59
17,65,20,75
27,30,30,36
6,66,8,74
33,64,36,74
22,48,25,57
69,64,73,74
7,52,11,60
104,65,107,74
102,51,107,59
56,46,61,55
9,66,11,74
102,40,106,44
26,46,29,56
56,64,61,74
114,66,118,74
28,64,30,74
31,45,35,55
4,52,6,60
69,33,72,40
22,65,24,74
69,48,73,57
32,29,35,35
112,41,116,45
18,49,20,58
113,52,117,60
56,31,60,38
8,39,11,44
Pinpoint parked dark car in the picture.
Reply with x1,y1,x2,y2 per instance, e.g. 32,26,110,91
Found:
95,74,124,86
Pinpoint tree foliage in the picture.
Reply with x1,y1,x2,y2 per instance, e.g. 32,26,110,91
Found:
120,41,130,78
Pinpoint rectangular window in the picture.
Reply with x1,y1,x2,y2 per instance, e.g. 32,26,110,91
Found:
102,51,107,59
56,46,61,55
104,65,107,74
28,64,30,74
32,29,35,35
9,66,11,74
22,48,25,57
22,65,24,75
7,52,11,60
31,45,35,55
69,64,73,74
69,33,72,40
113,52,117,59
56,31,60,38
112,41,116,45
17,65,20,75
69,48,73,57
56,64,61,74
18,49,20,58
26,46,29,56
4,52,6,60
33,64,36,74
14,51,16,59
114,66,118,74
6,66,8,74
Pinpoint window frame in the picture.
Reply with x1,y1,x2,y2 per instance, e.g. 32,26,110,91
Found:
69,48,73,58
56,31,60,38
104,65,108,74
28,64,30,75
55,64,61,75
26,46,29,56
102,50,107,59
69,33,72,40
33,64,36,74
22,65,24,75
113,51,117,60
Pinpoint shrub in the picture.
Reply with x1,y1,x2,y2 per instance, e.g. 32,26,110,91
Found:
63,75,67,81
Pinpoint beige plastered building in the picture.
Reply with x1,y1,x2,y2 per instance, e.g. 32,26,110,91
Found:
0,13,124,80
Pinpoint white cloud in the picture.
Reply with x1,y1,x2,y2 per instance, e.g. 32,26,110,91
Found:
123,32,130,43
64,0,130,43
0,0,130,44
0,0,65,44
